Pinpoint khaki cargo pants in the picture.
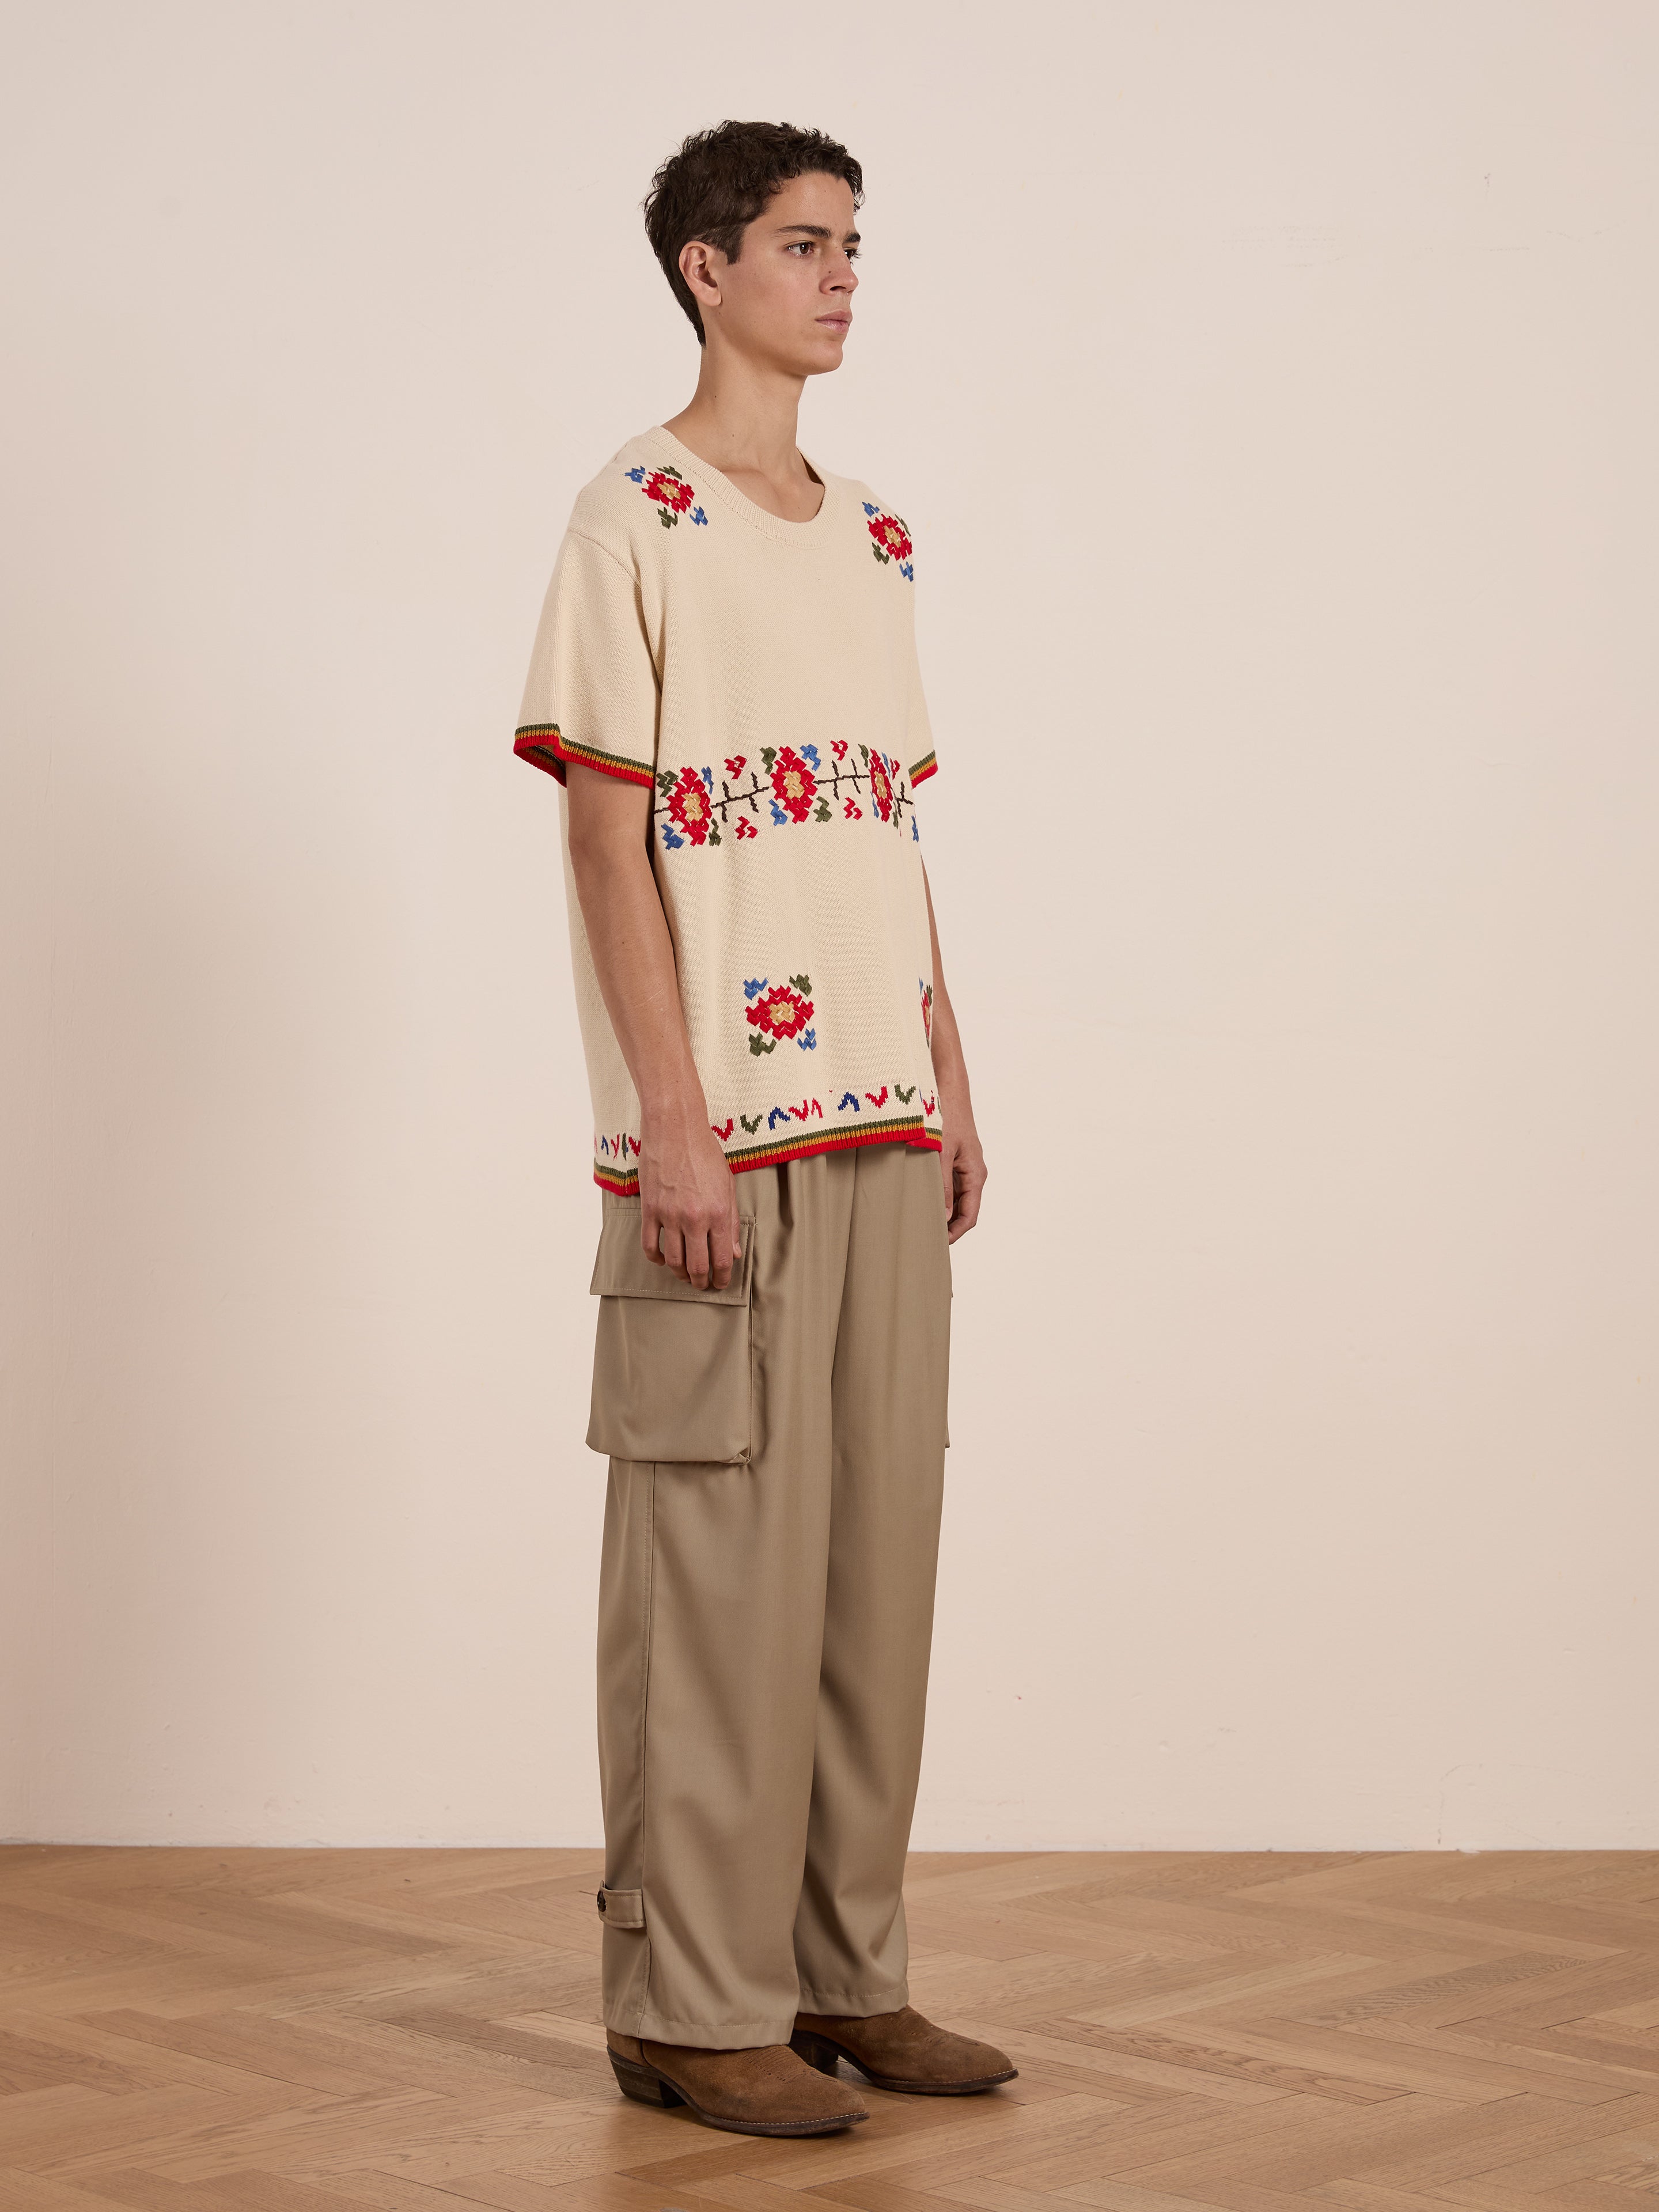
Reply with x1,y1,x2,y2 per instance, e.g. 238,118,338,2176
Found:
586,1139,952,2049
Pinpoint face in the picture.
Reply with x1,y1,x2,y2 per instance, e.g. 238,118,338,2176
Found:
681,170,859,374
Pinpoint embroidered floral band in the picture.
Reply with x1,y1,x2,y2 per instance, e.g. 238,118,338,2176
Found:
655,742,926,851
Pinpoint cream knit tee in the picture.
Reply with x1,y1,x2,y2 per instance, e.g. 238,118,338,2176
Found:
514,422,942,1194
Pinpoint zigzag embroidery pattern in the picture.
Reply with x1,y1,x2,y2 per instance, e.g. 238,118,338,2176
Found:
725,1081,939,1139
594,1082,942,1190
594,1129,642,1196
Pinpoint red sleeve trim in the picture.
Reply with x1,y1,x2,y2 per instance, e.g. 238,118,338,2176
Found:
908,750,938,786
514,723,656,790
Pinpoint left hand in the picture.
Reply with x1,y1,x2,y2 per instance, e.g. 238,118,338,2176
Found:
938,1118,987,1241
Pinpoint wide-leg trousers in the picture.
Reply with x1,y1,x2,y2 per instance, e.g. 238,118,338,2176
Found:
586,1139,952,2048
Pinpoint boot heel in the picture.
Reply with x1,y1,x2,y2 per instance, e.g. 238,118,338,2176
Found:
609,2051,684,2107
790,2029,843,2075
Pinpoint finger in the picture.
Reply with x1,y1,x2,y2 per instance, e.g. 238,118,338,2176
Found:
642,1210,667,1267
659,1223,688,1280
684,1224,712,1290
948,1166,985,1241
709,1210,736,1291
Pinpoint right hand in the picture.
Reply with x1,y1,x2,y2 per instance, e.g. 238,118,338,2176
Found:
638,1113,742,1290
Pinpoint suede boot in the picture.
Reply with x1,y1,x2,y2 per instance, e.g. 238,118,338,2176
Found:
791,2004,1018,2094
605,2029,869,2135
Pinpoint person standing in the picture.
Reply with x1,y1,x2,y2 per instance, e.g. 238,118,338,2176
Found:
513,120,1012,2137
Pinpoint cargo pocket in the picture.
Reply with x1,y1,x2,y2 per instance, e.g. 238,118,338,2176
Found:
587,1206,756,1464
596,1884,650,2021
596,1883,645,1928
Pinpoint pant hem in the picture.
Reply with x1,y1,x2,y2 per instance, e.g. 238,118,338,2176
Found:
609,2006,800,2049
794,1981,910,2015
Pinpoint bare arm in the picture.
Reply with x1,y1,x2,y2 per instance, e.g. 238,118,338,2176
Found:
922,862,987,1241
564,761,741,1289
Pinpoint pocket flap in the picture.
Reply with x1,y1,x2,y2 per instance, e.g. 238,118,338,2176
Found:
597,1884,645,1929
590,1210,754,1306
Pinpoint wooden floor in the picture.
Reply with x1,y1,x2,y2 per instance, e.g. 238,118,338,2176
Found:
2,1848,1658,2210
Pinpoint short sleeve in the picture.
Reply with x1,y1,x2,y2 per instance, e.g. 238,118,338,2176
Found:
513,528,660,788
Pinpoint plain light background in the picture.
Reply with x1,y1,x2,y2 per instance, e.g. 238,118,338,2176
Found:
4,0,1656,1851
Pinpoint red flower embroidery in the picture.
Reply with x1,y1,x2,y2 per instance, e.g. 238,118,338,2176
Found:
843,798,862,819
921,980,934,1046
747,979,815,1048
867,509,912,563
868,749,895,823
832,739,849,760
770,744,819,823
665,764,713,844
734,816,757,839
725,755,747,777
642,468,695,517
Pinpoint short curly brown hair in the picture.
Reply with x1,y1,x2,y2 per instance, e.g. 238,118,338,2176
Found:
642,120,864,346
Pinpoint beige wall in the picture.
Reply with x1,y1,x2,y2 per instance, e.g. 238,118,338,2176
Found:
5,0,1656,1849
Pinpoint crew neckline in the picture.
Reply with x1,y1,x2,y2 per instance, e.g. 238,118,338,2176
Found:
646,422,839,546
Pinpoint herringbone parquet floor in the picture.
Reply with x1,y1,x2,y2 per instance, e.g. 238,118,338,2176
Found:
2,1847,1657,2210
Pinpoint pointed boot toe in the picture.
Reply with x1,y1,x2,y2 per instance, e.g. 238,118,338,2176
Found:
791,2005,1018,2094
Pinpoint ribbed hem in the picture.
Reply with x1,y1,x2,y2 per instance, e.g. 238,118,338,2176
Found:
590,1122,941,1195
727,1122,942,1174
514,722,654,790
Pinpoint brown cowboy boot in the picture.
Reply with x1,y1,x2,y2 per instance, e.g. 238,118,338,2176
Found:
791,2004,1018,2094
605,2029,869,2135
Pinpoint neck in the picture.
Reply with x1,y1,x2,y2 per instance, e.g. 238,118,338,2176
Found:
662,338,809,482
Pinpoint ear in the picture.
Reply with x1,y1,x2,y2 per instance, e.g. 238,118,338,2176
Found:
679,239,724,317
